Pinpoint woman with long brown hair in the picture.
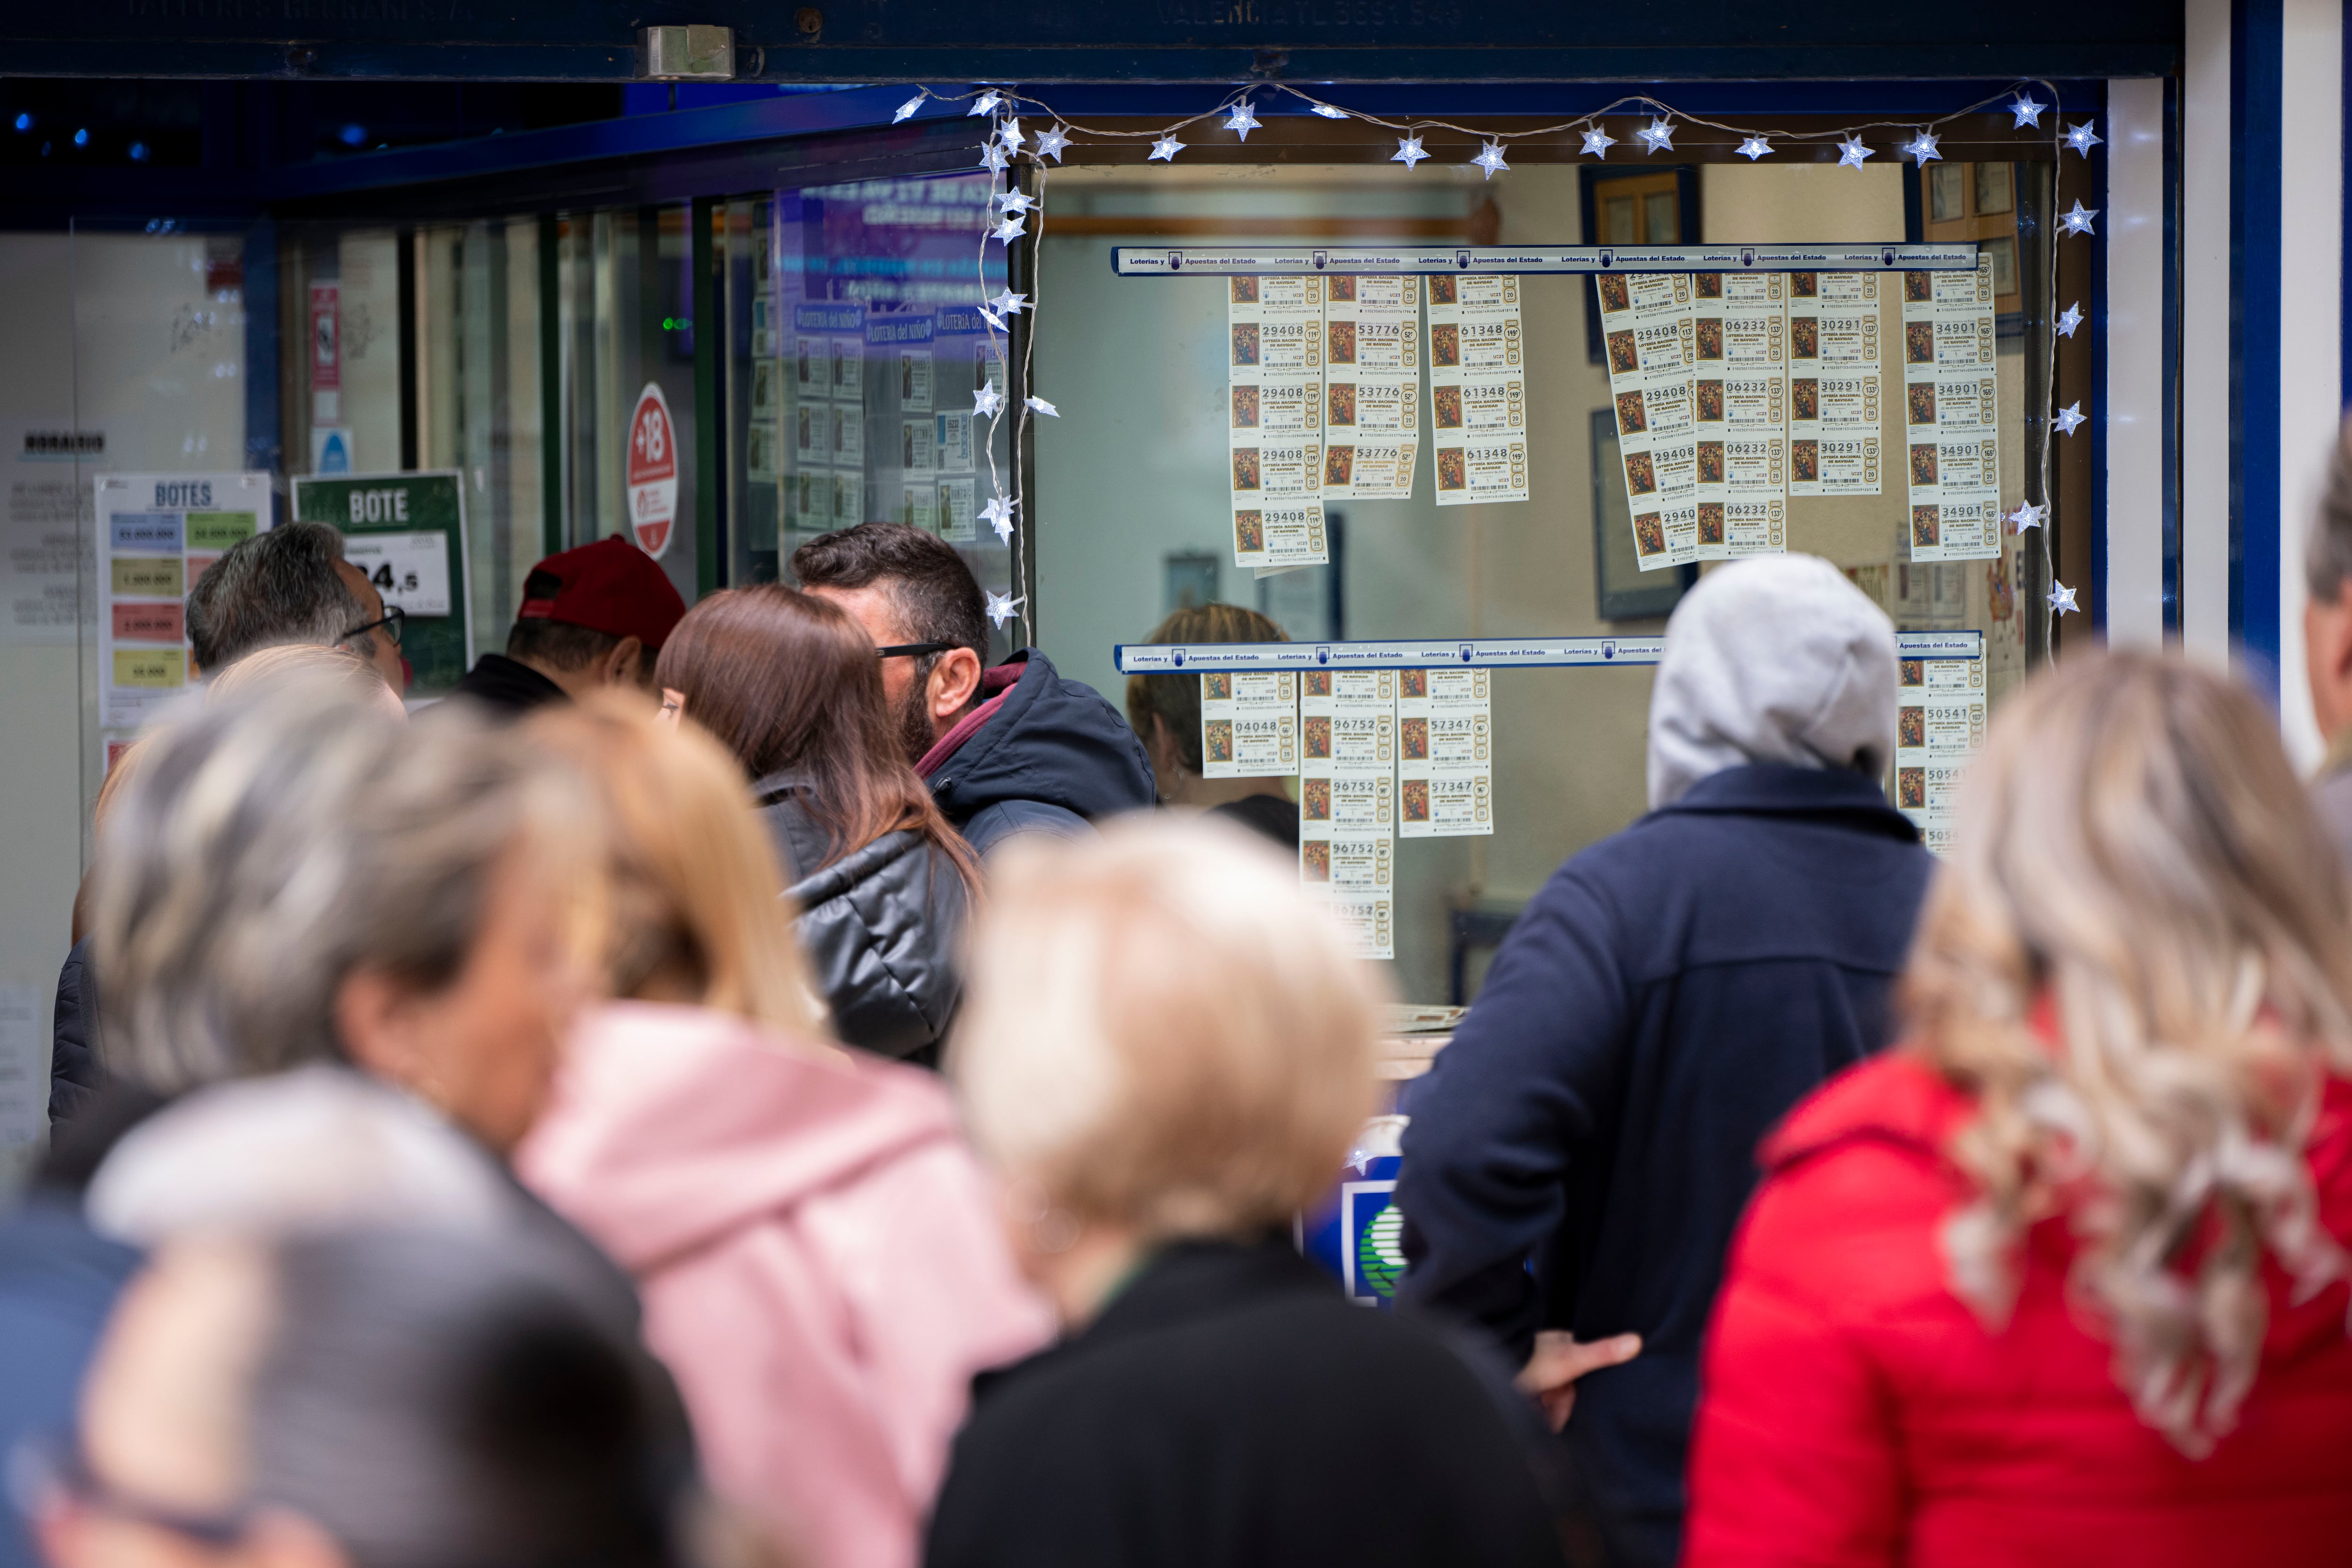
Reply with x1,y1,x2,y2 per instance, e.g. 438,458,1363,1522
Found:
655,584,977,1062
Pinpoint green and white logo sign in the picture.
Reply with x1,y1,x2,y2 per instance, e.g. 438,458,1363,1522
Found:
291,470,473,691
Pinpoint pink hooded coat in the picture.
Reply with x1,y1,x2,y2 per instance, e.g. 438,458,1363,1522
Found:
516,1003,1054,1568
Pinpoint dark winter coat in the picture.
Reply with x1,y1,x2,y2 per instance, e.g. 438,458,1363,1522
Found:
1395,763,1934,1568
921,650,1155,856
49,937,106,1127
754,771,968,1062
925,1239,1568,1568
447,652,569,716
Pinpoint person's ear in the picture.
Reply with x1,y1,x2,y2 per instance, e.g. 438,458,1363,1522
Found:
598,636,646,689
929,648,984,720
334,968,427,1093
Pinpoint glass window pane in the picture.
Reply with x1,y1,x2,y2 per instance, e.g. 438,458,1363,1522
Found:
1929,164,1966,221
1603,196,1634,245
1974,162,2014,215
1644,191,1679,244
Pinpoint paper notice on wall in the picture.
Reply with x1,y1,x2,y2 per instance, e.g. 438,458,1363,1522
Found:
1596,272,1699,571
1398,667,1494,838
1893,635,1987,856
1200,669,1298,779
96,472,273,727
1228,275,1329,571
1322,275,1422,502
3,421,107,646
1788,272,1884,498
898,349,934,414
1902,255,2003,562
793,471,831,531
937,477,977,543
1428,275,1529,507
1691,271,1789,560
1299,669,1397,960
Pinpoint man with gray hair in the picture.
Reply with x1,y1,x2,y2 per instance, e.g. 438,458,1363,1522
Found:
184,520,405,691
2304,414,2352,855
1394,555,1936,1568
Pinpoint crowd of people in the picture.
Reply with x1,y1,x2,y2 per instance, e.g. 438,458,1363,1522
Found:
6,441,2352,1568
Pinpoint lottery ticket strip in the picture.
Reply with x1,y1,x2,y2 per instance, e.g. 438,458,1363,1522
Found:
1120,630,1982,955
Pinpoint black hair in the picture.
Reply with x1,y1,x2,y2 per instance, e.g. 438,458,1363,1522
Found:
788,523,988,668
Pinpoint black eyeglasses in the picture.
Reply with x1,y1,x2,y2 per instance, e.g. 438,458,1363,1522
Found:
874,641,957,660
342,604,406,649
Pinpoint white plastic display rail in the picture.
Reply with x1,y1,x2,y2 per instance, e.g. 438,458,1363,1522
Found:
1113,629,1979,674
1110,243,1979,278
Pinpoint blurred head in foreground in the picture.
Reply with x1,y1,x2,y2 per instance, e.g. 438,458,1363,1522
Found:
33,1229,699,1568
525,692,824,1039
1907,650,2352,1453
90,684,598,1154
950,818,1383,1320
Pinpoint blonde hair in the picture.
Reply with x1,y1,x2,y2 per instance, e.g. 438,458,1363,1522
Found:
205,642,389,707
1907,651,2352,1454
951,816,1383,1240
526,694,823,1040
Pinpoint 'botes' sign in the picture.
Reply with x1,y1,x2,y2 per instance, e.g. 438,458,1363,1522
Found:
627,383,679,558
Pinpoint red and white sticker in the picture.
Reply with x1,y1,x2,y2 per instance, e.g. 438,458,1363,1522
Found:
627,382,679,557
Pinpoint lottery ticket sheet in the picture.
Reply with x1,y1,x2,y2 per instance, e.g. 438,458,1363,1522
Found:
937,477,977,543
1228,276,1330,573
1901,255,2003,562
1596,272,1700,570
1200,670,1299,780
1398,667,1494,838
1892,633,1986,855
1690,271,1790,560
1428,275,1530,508
1788,272,1884,498
1299,669,1398,962
96,472,273,728
1322,275,1422,503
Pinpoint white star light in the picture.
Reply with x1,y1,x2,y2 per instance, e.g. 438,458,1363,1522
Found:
2048,581,2080,616
1472,140,1510,180
2060,200,2098,235
985,589,1024,627
988,288,1028,317
977,307,1005,333
2056,302,2084,338
1149,135,1185,162
979,494,1018,542
2010,92,2046,128
1033,124,1071,161
1637,118,1676,154
1311,102,1349,119
1902,128,1942,164
2007,500,2047,533
996,117,1023,150
1837,135,1874,169
1391,134,1429,168
979,142,1009,174
991,214,1026,243
2053,401,2087,436
1025,395,1059,416
1736,135,1773,160
993,189,1036,214
2065,120,2102,156
1225,101,1261,140
1580,126,1617,157
894,94,924,124
968,91,1002,118
974,383,1004,418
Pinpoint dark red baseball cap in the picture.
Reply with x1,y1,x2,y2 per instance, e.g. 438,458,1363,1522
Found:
516,535,688,650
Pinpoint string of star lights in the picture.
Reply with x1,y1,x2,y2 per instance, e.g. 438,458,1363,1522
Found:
894,77,2097,654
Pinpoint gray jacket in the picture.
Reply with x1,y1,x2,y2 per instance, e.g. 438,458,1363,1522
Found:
753,771,969,1063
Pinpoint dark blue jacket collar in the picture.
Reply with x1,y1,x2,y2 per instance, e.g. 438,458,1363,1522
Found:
1653,762,1918,843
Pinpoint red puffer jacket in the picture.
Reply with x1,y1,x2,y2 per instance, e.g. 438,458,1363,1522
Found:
1685,1051,2352,1568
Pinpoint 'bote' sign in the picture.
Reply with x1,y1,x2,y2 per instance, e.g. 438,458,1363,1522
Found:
628,383,679,557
